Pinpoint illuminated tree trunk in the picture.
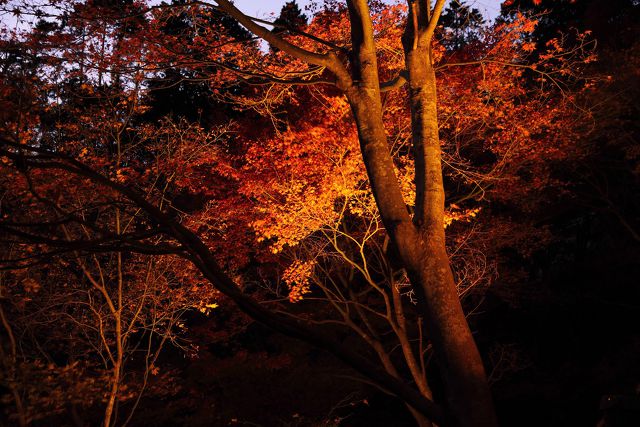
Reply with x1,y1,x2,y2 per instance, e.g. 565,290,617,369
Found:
345,79,496,427
342,2,497,426
403,5,497,424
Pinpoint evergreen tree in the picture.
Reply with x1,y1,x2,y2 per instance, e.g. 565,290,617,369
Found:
440,0,485,50
273,1,308,34
144,0,252,125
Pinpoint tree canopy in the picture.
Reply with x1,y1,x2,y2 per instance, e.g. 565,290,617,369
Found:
1,1,638,426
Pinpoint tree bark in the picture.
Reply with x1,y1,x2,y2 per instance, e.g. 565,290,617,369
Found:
340,2,497,425
400,2,497,422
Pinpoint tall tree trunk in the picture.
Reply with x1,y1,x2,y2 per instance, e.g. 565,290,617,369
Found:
402,9,497,420
347,84,496,427
341,2,497,425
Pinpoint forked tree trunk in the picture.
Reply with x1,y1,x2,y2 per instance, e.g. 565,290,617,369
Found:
402,12,497,424
341,2,497,423
346,83,496,427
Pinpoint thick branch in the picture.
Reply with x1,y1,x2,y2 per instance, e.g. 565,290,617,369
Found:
424,0,446,42
346,0,379,85
380,71,408,92
0,140,445,425
242,14,346,53
210,0,352,89
212,0,331,68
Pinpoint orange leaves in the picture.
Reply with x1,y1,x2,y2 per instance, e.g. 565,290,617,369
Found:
444,207,481,228
247,159,361,254
209,8,595,305
238,91,367,255
20,277,41,294
282,259,316,302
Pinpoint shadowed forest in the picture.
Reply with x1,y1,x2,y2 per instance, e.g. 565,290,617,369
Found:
0,1,639,426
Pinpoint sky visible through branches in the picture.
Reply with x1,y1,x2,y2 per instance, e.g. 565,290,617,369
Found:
0,1,505,30
236,0,504,21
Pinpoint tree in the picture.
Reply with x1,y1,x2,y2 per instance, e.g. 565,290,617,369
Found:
439,0,485,50
273,1,308,34
0,1,595,426
144,0,253,125
499,0,638,46
0,8,218,426
151,1,498,424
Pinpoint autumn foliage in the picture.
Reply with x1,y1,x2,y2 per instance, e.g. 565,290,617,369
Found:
1,0,637,426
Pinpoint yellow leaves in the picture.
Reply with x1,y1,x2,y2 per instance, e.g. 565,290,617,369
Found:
283,260,316,303
250,181,338,253
396,162,417,208
242,116,366,254
196,301,220,315
444,207,482,228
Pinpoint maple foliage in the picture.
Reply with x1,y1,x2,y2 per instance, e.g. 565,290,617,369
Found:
0,0,608,425
215,8,596,304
